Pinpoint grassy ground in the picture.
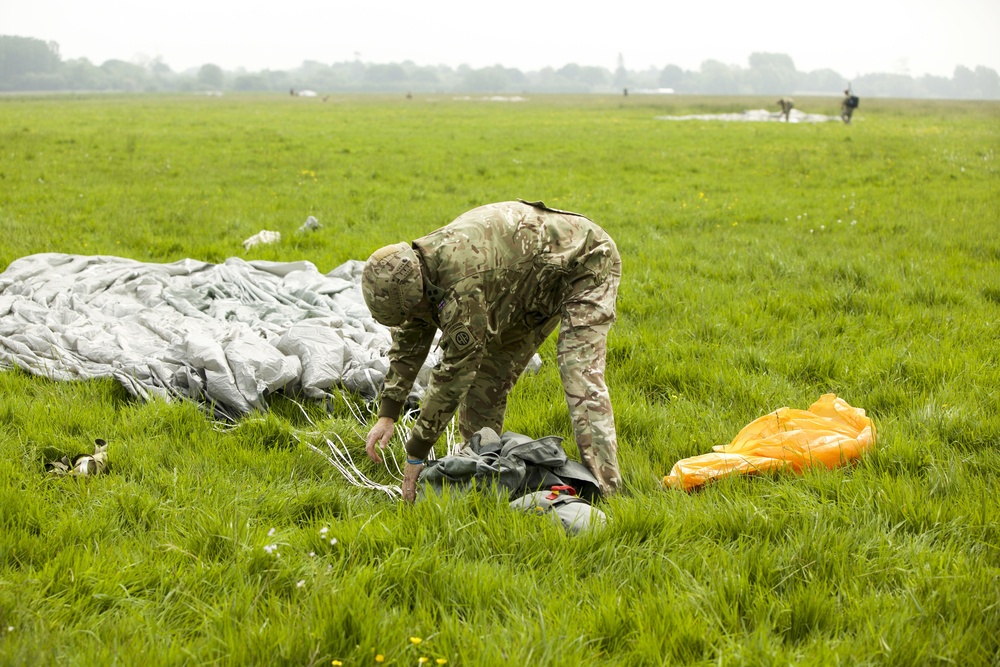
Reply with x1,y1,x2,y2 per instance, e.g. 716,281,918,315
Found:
1,92,998,665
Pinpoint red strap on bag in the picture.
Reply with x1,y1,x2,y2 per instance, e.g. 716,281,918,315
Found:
546,485,577,501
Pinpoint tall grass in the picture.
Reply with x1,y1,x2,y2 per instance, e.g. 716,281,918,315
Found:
1,93,998,665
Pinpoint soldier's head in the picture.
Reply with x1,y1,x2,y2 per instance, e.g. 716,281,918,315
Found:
361,243,424,326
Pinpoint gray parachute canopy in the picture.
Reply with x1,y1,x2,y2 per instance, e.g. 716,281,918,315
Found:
0,253,442,419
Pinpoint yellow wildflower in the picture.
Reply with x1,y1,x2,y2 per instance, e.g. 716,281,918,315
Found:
419,659,429,665
332,661,342,666
375,655,385,663
436,660,448,665
409,637,422,645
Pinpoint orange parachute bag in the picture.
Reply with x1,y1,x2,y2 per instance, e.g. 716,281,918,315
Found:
663,394,875,492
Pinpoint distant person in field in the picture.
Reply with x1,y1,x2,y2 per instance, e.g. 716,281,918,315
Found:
841,88,859,124
362,200,623,503
776,97,794,122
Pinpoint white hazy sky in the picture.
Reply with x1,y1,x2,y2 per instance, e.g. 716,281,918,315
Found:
2,0,998,78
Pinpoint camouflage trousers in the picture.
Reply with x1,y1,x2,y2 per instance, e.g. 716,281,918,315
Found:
457,259,622,497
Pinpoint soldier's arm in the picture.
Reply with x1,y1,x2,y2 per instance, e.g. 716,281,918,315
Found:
378,321,437,421
404,286,488,459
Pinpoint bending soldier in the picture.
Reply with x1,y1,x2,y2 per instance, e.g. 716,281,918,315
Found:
776,97,794,122
362,200,623,502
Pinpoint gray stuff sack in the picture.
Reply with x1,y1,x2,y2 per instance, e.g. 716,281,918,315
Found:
510,488,607,534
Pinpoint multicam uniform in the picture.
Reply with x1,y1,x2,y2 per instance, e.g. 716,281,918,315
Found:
377,200,622,495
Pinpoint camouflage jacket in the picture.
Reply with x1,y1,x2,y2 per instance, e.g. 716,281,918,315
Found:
378,200,619,458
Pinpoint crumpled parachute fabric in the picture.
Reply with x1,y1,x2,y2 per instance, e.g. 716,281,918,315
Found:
419,427,603,502
0,253,443,419
420,427,607,533
664,394,875,491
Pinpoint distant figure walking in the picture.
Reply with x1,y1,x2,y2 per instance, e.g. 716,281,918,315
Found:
776,97,794,122
841,87,859,124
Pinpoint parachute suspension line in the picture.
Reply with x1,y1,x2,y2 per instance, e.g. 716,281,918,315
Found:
212,391,465,499
288,395,403,500
304,436,402,500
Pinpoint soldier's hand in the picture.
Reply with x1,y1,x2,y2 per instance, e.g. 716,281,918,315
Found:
365,417,395,463
401,461,424,503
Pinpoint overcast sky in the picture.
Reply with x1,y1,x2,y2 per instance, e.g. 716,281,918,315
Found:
3,0,998,78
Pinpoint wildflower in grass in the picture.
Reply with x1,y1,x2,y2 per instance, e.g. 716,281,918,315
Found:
330,538,338,546
264,544,279,554
410,637,422,645
309,552,316,558
296,580,305,588
320,526,329,536
268,527,276,537
376,655,385,663
332,661,342,666
436,660,448,665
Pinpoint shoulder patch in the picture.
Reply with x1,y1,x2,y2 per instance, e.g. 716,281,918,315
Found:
449,324,475,349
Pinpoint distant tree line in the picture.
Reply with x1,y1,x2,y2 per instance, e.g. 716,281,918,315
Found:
2,35,999,99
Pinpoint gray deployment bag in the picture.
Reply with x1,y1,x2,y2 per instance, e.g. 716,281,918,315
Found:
510,486,607,534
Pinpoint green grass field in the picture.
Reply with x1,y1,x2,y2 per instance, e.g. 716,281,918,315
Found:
1,92,999,666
